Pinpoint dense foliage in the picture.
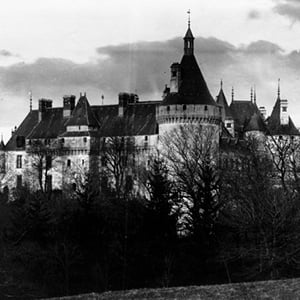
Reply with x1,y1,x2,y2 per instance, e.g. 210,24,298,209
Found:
1,132,300,298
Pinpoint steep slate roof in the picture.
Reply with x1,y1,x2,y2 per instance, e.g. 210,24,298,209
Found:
6,110,39,150
92,102,158,137
66,95,100,128
267,97,300,135
184,27,194,39
244,112,266,132
230,100,262,134
28,108,67,139
162,27,216,106
216,88,233,119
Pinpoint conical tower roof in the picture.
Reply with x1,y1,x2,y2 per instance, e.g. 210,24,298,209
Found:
216,85,233,118
162,25,217,106
66,94,99,128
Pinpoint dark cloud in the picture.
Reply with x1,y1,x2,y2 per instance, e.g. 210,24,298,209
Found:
0,50,15,57
248,10,261,20
243,41,283,54
1,35,300,128
273,0,300,21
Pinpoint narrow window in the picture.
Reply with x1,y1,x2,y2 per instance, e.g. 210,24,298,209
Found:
183,104,187,111
16,136,25,148
16,175,22,188
16,155,22,169
46,175,52,192
46,155,52,169
67,159,71,167
82,159,85,166
144,136,148,141
83,137,87,143
204,105,208,111
282,107,287,112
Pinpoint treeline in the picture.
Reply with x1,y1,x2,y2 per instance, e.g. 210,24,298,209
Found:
1,129,300,298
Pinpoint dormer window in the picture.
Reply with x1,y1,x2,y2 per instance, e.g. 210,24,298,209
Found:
16,136,25,148
282,107,287,112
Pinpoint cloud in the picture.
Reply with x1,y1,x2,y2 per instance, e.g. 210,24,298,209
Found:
273,0,300,21
1,35,300,134
248,10,261,20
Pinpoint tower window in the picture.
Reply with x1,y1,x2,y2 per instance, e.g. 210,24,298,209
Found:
144,136,148,141
67,159,71,167
183,104,187,111
16,155,22,169
167,106,170,112
83,137,87,143
16,175,22,188
45,175,52,192
46,155,52,169
204,105,208,111
171,70,177,77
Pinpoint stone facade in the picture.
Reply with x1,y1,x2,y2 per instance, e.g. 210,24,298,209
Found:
0,23,299,194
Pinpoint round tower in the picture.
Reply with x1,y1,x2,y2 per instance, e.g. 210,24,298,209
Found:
157,22,222,138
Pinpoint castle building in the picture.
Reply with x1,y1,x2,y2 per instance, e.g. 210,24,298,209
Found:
1,22,299,193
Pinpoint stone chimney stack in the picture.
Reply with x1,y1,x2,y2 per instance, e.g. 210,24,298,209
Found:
38,99,52,122
170,63,181,93
259,106,267,120
63,95,76,118
280,99,288,125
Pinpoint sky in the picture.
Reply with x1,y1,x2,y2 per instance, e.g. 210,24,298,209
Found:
1,0,300,141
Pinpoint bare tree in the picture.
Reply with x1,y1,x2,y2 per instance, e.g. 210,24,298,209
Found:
161,124,222,243
26,139,58,195
220,136,300,280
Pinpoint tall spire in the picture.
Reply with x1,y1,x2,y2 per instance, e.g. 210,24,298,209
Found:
250,87,253,102
29,90,32,111
184,10,194,56
254,85,256,104
277,78,281,99
187,9,191,28
220,79,223,90
231,86,234,102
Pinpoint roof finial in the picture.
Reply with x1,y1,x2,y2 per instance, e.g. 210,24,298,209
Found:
231,86,234,102
250,86,253,102
220,79,223,90
277,78,281,99
254,85,256,104
29,90,32,111
187,9,191,28
101,94,104,105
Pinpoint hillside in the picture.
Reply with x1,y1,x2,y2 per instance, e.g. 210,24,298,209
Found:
48,278,300,299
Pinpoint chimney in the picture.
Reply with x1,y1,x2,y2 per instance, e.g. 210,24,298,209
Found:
118,93,129,117
170,63,181,93
63,95,76,118
259,106,267,120
280,99,288,125
38,99,52,122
